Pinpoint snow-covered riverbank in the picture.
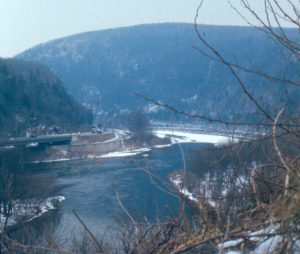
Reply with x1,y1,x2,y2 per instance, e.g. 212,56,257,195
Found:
89,147,151,158
30,128,237,163
169,173,292,253
0,196,65,230
170,174,198,202
153,129,238,145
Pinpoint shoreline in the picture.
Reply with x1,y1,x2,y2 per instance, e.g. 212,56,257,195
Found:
28,129,237,164
0,196,65,232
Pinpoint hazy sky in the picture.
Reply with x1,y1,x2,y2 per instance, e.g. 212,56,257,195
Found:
0,0,295,57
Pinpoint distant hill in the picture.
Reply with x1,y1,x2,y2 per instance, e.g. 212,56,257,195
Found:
18,23,300,124
0,58,93,137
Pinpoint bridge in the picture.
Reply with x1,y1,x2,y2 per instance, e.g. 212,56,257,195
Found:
0,134,72,148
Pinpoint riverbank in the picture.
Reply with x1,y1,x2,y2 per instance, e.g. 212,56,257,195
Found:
0,196,65,232
29,128,237,164
8,128,236,230
167,138,292,254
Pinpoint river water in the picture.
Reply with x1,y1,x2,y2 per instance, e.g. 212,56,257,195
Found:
24,142,211,243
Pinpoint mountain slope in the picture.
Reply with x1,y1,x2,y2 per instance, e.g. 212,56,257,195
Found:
18,23,300,123
0,58,93,137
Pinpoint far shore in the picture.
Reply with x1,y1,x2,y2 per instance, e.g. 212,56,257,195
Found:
27,129,237,164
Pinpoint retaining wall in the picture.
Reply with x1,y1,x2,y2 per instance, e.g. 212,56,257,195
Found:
70,139,123,155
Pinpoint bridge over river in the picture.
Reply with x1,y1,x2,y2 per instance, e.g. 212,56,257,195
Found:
0,131,126,162
0,134,72,148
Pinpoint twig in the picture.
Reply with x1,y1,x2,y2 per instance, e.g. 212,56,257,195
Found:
194,1,275,124
272,108,291,196
134,92,300,129
115,192,139,236
72,209,104,253
1,233,72,254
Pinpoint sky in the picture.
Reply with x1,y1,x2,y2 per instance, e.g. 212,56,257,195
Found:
0,0,296,57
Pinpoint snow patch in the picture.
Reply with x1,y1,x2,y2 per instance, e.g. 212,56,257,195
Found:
0,196,65,229
153,144,173,149
170,174,198,202
144,104,164,113
218,239,244,250
218,225,283,254
181,94,198,104
1,146,15,150
26,142,38,147
94,148,150,158
153,130,237,145
32,158,71,163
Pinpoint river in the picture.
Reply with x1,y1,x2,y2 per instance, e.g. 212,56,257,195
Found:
20,142,211,245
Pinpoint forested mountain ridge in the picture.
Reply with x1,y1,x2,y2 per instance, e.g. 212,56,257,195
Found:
0,58,93,137
18,23,300,123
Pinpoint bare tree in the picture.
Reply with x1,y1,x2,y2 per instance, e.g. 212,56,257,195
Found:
128,109,151,146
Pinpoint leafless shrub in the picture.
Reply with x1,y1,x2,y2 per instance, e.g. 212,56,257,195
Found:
132,1,300,253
